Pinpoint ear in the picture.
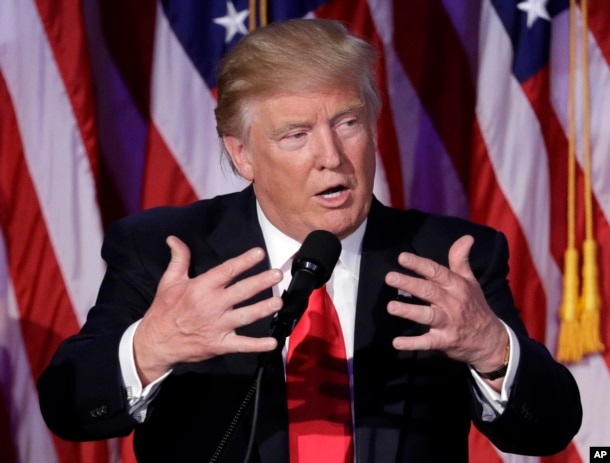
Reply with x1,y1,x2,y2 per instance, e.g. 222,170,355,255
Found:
223,135,254,181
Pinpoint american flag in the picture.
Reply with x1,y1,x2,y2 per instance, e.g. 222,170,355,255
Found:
0,0,608,462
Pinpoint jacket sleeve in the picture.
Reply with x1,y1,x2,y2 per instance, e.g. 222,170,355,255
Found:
468,231,583,455
37,216,164,441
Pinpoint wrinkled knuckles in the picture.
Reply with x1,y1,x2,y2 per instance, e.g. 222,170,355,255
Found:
232,307,252,327
420,282,438,301
425,306,435,325
427,261,445,280
219,260,238,279
231,282,249,301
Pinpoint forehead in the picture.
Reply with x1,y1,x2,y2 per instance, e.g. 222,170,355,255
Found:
251,86,365,123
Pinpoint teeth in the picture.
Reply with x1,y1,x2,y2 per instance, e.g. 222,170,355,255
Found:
322,191,341,199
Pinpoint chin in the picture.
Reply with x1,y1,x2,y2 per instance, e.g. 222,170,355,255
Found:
305,208,367,240
320,222,359,240
329,215,367,237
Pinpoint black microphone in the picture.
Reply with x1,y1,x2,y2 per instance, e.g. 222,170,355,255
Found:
269,230,342,343
214,231,340,463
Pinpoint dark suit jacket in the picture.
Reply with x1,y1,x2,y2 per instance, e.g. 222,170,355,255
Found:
38,186,582,462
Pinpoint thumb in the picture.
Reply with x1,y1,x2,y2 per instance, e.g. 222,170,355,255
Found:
160,235,191,285
448,235,476,280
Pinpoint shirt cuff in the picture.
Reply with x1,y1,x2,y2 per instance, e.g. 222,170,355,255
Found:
468,321,520,419
118,320,171,422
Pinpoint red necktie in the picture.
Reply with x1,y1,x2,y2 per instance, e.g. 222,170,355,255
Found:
286,285,354,462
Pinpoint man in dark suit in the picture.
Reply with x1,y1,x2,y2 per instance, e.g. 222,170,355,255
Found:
38,18,582,462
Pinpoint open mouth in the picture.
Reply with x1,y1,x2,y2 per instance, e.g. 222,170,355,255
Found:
318,185,346,199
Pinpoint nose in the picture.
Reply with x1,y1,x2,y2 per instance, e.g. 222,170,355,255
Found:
314,127,343,169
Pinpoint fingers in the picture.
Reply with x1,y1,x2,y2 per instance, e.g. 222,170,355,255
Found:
448,235,476,280
388,300,439,327
385,270,442,308
200,246,269,288
385,235,476,301
387,299,444,352
169,248,282,335
392,332,434,351
384,235,478,355
224,333,278,354
165,235,269,286
160,235,192,284
163,237,282,322
218,266,283,313
138,241,283,376
386,237,507,369
224,296,283,330
161,236,275,301
393,235,475,285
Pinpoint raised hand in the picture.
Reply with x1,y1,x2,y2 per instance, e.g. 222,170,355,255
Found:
134,235,283,385
385,235,509,382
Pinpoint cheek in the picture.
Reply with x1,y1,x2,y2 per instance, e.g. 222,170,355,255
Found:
351,140,376,179
256,161,307,197
260,154,311,183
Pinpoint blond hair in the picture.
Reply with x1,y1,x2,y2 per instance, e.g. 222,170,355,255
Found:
215,18,381,147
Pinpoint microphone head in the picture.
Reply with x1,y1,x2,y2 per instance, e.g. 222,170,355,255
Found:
292,230,342,288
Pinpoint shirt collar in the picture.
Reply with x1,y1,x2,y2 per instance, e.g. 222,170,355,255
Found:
256,202,366,277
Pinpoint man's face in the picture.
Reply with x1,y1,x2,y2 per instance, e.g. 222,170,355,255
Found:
225,87,377,242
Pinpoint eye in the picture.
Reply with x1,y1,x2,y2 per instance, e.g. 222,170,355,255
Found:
335,115,361,135
287,131,307,140
277,130,308,150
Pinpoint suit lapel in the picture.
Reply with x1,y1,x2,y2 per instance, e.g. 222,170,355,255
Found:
353,199,426,463
200,186,266,272
354,198,425,349
198,187,288,462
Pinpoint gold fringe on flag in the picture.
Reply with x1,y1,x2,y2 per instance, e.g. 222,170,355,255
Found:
557,0,604,363
249,0,268,31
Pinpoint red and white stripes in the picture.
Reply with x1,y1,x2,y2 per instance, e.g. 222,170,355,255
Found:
1,1,608,462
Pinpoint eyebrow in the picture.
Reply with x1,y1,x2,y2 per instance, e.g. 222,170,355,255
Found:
330,101,365,123
269,122,311,139
268,100,365,139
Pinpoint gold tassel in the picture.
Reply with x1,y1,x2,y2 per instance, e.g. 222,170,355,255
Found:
577,0,604,356
249,0,268,31
557,0,581,363
557,248,583,363
259,0,268,27
579,239,604,354
249,0,255,31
